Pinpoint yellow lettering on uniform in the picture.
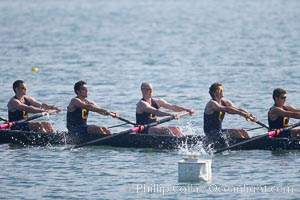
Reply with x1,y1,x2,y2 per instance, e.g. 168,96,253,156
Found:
283,117,289,127
82,109,87,119
218,112,223,122
150,114,157,120
23,111,28,120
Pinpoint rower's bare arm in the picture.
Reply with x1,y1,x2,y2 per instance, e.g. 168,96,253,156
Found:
285,104,300,113
26,96,43,108
156,98,194,114
224,105,247,117
13,100,44,113
139,100,173,117
220,99,247,117
81,100,109,116
39,103,62,112
273,107,300,119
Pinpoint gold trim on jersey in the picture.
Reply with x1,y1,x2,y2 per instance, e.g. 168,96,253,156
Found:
150,114,157,120
283,116,289,127
82,109,88,119
218,111,223,122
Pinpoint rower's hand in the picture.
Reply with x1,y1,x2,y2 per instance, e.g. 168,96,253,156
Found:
248,114,257,122
186,109,195,115
110,111,119,118
48,107,62,114
171,113,179,119
244,113,256,122
54,106,62,113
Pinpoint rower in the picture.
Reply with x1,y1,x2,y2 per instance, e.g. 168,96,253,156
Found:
7,80,61,133
135,82,194,136
203,82,256,144
66,80,118,135
268,88,300,138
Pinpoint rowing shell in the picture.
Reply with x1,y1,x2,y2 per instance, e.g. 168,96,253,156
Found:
1,129,300,151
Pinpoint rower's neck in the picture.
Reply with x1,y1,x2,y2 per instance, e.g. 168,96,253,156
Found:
76,96,86,102
14,94,24,100
143,96,151,104
212,97,221,104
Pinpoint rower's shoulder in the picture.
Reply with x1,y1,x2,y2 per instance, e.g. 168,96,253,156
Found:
221,98,232,105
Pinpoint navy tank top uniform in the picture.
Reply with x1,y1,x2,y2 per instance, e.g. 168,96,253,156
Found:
268,105,290,137
8,96,30,131
136,98,159,134
203,100,226,142
67,98,89,134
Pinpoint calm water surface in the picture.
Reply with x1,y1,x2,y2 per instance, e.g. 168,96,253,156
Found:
0,0,300,199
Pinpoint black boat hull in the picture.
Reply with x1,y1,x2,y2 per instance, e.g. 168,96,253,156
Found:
1,129,300,151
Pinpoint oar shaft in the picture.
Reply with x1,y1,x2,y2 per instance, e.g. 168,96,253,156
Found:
144,112,190,129
214,134,268,154
255,121,269,130
215,121,300,154
108,123,129,129
246,126,264,131
0,117,7,121
0,111,56,130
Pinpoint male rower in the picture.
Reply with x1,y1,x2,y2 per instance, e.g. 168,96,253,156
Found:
7,80,61,133
268,88,300,138
136,82,194,136
66,80,118,135
203,82,256,142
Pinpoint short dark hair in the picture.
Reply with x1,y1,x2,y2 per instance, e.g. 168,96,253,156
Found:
273,88,286,100
13,80,25,93
74,80,86,95
209,82,222,98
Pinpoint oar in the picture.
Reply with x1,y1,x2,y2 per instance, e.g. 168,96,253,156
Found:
268,121,300,137
246,126,264,131
0,110,58,129
109,112,135,126
214,121,300,154
254,120,269,130
66,112,191,150
0,117,7,122
246,120,269,131
108,123,129,129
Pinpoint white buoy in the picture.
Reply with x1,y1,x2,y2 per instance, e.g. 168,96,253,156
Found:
178,156,212,182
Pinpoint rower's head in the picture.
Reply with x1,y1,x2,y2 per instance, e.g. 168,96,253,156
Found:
13,80,27,95
141,82,153,96
209,82,223,99
273,88,286,104
74,80,88,98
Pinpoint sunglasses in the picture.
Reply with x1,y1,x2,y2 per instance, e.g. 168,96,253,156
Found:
142,88,152,92
20,85,27,91
216,86,223,93
280,96,287,100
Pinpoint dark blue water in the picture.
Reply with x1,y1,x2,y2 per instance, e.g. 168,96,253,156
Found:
1,0,300,199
